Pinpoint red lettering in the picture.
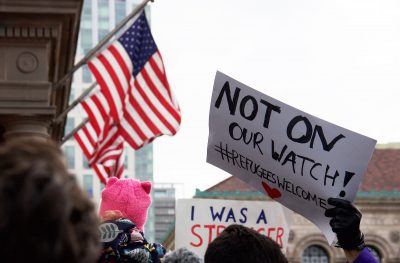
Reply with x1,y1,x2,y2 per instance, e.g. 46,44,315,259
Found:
190,224,203,247
204,224,216,244
267,227,275,238
276,227,284,247
190,224,285,249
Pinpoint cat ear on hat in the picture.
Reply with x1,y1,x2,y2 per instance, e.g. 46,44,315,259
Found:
106,177,119,187
141,181,152,194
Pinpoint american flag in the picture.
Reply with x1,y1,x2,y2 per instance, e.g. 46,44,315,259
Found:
88,11,181,150
91,140,125,184
74,91,125,184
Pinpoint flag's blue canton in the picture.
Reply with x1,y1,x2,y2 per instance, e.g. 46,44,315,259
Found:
118,11,158,77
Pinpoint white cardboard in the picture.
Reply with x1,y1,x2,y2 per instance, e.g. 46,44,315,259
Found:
175,198,291,258
206,71,376,244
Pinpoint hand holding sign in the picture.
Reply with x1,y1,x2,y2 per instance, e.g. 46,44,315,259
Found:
325,198,365,250
207,71,376,244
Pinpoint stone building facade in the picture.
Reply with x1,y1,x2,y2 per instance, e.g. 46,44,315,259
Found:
0,0,83,141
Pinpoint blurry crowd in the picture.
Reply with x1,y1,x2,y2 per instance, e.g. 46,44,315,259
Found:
0,138,377,263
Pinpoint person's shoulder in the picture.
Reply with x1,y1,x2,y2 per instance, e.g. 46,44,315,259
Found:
352,248,379,263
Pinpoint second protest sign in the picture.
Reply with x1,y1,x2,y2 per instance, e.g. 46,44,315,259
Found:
175,198,291,258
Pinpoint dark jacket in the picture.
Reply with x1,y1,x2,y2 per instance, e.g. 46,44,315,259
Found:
353,248,378,263
98,218,165,263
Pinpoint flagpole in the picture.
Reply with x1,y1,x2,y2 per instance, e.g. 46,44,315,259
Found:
60,118,90,145
53,82,97,123
52,0,154,91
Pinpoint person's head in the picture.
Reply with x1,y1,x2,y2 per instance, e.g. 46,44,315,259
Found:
99,177,152,231
163,247,202,263
0,138,100,263
204,224,288,263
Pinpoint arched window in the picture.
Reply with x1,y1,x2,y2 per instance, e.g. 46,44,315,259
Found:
301,245,329,263
366,246,381,263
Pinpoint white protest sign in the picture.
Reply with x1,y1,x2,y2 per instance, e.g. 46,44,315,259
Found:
206,71,376,244
175,198,291,258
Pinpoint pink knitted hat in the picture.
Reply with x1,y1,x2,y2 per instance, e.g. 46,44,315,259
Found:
99,177,152,231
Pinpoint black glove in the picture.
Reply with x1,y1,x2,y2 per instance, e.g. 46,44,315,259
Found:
325,198,365,250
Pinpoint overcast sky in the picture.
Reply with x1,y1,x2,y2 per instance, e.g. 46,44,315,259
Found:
149,0,400,198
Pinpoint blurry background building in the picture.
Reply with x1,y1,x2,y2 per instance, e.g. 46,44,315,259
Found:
154,183,177,243
61,0,155,241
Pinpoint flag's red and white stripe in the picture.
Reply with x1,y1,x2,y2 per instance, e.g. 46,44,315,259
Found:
92,149,124,184
120,52,181,149
75,91,110,160
89,124,123,164
74,90,125,183
75,121,124,184
92,140,125,184
81,91,110,135
88,42,133,122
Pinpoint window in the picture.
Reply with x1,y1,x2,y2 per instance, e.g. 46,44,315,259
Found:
124,147,128,169
98,29,108,40
65,117,75,134
366,246,381,263
80,29,92,50
69,87,75,103
98,0,109,40
80,0,92,49
155,191,168,198
81,19,92,30
98,0,109,17
64,146,75,169
115,0,126,24
147,148,153,159
135,144,153,180
83,174,93,198
100,183,105,193
155,208,175,215
167,209,175,215
82,65,92,83
301,245,329,263
83,156,90,169
82,0,92,16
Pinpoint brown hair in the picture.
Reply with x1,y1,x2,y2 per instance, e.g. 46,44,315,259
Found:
0,138,100,263
205,224,288,263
